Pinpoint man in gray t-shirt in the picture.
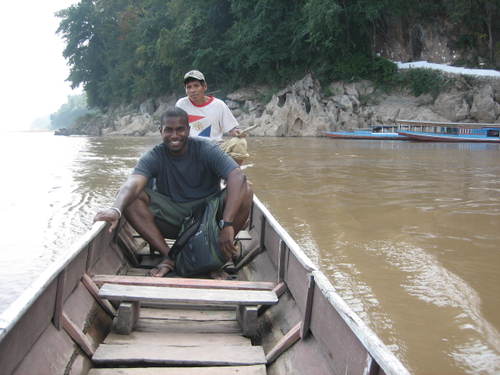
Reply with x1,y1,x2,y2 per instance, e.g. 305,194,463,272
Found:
133,135,236,202
94,107,253,277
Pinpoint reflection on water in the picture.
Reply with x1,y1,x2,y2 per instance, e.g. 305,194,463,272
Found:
0,133,155,313
0,134,499,375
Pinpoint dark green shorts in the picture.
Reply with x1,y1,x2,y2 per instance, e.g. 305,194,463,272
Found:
145,188,225,239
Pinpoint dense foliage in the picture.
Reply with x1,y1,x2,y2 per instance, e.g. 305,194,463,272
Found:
57,0,499,109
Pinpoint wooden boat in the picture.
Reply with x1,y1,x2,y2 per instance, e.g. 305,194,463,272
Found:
0,196,410,375
395,119,500,143
323,126,410,140
398,130,500,142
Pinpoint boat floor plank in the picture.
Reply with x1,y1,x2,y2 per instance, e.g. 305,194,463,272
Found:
92,344,266,366
135,318,241,334
104,331,251,346
88,364,266,375
140,307,235,321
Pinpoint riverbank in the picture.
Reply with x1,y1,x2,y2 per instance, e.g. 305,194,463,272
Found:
63,70,500,137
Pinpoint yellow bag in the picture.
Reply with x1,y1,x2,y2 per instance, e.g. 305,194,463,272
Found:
220,137,249,165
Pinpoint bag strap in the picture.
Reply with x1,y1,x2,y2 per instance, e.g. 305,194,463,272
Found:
169,192,223,259
169,204,205,258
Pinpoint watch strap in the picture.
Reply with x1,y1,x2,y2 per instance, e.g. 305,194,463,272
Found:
222,221,233,228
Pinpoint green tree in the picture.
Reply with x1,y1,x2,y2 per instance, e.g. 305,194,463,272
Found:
444,0,500,66
58,0,481,109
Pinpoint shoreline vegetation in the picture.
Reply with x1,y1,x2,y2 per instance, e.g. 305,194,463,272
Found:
51,0,500,135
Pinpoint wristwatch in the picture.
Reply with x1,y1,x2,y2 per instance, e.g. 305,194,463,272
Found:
219,220,233,228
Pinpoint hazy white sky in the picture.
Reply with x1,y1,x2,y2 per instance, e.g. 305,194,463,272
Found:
0,1,81,130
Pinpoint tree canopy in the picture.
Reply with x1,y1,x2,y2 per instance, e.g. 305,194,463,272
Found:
57,0,499,109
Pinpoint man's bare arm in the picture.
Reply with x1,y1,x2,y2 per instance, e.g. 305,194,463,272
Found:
218,168,247,258
93,174,149,232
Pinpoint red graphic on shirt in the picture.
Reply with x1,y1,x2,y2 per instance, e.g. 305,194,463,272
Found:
188,115,205,123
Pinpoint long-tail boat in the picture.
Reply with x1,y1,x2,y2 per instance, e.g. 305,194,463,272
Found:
323,126,410,140
0,196,410,375
396,119,500,143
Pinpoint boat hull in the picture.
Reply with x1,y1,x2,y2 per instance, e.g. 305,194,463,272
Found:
324,131,409,140
0,196,410,375
398,131,500,143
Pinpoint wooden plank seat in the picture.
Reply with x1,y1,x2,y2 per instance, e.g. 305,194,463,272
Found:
89,365,267,375
104,330,251,346
98,283,278,337
93,274,276,291
92,343,267,367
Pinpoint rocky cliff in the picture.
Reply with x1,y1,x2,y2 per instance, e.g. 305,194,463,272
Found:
233,74,500,136
67,73,500,137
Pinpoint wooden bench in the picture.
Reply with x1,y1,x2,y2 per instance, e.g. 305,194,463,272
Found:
97,276,278,338
93,274,275,291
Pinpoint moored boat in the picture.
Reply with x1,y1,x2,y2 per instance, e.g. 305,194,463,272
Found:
0,195,410,375
324,131,409,140
396,119,500,143
398,129,500,143
324,125,410,140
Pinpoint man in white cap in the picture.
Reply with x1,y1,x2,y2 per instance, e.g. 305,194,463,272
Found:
176,70,245,141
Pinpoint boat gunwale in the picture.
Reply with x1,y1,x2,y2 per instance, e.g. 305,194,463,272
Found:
313,270,410,375
0,221,106,341
253,195,316,272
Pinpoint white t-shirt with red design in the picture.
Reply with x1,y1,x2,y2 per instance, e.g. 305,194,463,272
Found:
175,96,238,141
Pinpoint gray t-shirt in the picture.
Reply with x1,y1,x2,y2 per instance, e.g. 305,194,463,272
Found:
133,137,238,202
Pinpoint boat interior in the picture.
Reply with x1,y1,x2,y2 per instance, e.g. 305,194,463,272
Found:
0,197,409,375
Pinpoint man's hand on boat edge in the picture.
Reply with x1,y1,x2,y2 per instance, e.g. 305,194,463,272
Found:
93,208,121,232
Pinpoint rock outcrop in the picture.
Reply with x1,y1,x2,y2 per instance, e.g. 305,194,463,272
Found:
64,74,500,137
233,74,499,136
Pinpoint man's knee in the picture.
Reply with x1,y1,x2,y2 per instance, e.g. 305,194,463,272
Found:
124,191,150,217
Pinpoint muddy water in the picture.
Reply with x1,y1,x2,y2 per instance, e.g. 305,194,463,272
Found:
0,132,499,374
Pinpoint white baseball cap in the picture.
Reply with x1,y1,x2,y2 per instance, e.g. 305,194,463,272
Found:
183,70,205,82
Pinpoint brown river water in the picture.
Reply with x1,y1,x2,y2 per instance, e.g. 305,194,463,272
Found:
0,131,499,374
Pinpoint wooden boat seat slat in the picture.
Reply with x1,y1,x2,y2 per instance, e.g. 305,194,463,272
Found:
104,331,251,346
93,274,276,291
98,284,278,305
99,283,277,336
88,364,267,374
92,343,266,366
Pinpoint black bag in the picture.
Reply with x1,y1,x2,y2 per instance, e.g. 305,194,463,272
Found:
169,197,226,277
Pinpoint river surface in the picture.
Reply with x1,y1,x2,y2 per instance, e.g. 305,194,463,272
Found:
0,131,499,375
